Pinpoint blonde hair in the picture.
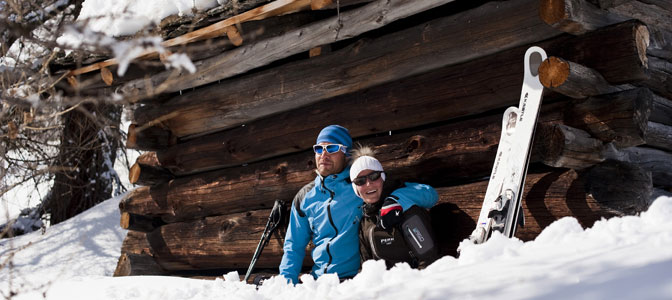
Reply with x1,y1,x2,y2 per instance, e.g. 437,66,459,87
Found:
351,143,376,161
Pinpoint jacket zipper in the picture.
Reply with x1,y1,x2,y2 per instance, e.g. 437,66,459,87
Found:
321,177,338,274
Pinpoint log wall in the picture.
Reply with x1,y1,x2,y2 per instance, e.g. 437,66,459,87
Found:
111,0,672,278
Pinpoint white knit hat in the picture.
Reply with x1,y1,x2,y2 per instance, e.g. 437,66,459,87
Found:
350,155,386,198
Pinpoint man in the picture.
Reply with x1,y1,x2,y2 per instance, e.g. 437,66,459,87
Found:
279,125,362,284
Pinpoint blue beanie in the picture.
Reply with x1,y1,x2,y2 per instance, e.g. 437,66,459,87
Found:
316,125,353,155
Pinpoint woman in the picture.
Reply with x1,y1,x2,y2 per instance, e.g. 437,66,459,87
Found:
350,146,439,269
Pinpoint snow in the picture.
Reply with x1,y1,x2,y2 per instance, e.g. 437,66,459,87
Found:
75,0,220,37
2,195,671,299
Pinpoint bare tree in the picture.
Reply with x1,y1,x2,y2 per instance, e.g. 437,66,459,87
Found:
1,0,128,231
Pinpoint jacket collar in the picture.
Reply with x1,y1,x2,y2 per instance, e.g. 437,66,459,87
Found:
314,166,351,187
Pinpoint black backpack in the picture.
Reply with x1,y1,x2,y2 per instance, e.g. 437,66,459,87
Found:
366,205,439,268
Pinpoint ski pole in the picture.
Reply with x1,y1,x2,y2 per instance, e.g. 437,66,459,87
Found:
244,199,284,283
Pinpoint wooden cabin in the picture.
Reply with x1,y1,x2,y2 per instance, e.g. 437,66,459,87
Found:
65,0,672,278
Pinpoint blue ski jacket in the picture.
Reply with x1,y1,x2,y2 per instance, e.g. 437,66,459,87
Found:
279,167,362,284
387,182,438,211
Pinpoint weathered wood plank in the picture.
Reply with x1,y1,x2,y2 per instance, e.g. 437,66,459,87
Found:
121,212,166,232
647,26,672,60
120,0,462,101
604,146,672,187
127,124,174,151
141,23,650,176
146,209,313,271
536,123,605,169
132,19,644,144
645,56,672,99
121,96,655,222
651,93,672,126
152,43,542,174
540,0,629,35
131,0,561,136
566,87,652,148
143,169,627,268
645,121,672,151
599,0,672,12
601,0,672,32
129,152,174,186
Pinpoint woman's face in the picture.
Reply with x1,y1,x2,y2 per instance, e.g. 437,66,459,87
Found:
354,169,384,204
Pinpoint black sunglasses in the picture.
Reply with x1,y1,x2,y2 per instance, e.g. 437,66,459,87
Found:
352,171,383,186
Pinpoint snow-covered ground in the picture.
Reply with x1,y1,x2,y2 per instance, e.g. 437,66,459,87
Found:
2,194,671,299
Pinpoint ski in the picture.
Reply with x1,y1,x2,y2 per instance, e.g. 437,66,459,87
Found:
469,46,547,244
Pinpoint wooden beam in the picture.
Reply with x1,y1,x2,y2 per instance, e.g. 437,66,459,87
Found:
121,97,651,222
142,169,624,269
586,159,652,214
599,0,672,12
146,208,313,271
121,212,166,232
129,152,174,186
644,56,672,99
538,56,672,128
647,26,672,60
538,56,629,98
121,230,153,255
131,19,644,142
540,0,629,35
600,0,672,32
645,121,672,151
651,94,672,125
126,123,174,151
536,123,605,169
566,87,653,148
605,146,672,187
119,0,462,101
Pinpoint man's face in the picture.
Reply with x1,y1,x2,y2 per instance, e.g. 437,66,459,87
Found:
315,142,347,177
